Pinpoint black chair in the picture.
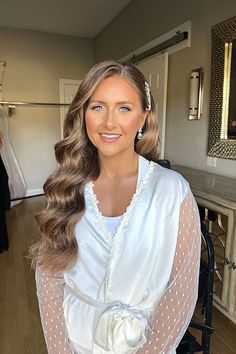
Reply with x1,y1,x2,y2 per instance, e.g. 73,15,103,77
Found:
157,159,215,353
157,159,171,169
176,220,215,354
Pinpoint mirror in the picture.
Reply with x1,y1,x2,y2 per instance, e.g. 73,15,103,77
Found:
227,39,236,140
208,16,236,159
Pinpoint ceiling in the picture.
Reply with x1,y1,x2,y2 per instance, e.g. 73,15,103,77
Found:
0,0,133,39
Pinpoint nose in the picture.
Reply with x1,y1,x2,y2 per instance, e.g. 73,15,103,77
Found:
104,109,117,129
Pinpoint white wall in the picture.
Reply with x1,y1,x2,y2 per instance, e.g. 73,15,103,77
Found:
94,0,236,178
0,28,93,192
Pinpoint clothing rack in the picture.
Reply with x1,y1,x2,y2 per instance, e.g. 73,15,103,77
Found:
11,193,44,202
0,101,70,106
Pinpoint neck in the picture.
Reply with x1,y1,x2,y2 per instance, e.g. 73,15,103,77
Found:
98,151,139,179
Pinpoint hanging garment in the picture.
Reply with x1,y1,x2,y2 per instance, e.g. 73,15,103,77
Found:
0,153,10,211
35,155,201,354
0,153,10,252
0,105,26,206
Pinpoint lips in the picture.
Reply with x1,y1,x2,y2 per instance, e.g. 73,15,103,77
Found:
100,133,121,143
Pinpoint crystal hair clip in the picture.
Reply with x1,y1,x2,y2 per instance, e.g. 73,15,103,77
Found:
144,82,151,111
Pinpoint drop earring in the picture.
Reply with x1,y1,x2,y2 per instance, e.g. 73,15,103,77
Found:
137,128,143,140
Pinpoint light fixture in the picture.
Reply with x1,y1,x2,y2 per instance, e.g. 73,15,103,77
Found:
189,67,203,120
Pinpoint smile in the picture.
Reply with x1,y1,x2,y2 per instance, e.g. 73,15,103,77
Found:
100,133,121,142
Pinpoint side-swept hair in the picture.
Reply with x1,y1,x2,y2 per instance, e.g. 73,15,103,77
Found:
29,60,160,272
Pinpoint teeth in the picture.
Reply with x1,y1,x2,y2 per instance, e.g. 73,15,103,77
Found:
101,134,120,138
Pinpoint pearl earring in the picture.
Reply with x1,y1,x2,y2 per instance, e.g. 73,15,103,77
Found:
137,128,143,140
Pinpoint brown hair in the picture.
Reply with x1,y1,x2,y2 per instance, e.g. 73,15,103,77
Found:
29,60,160,272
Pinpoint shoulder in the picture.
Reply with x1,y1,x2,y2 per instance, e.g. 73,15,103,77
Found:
141,156,190,199
154,161,188,185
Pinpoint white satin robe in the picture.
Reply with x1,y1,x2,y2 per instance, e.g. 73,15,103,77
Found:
61,155,199,354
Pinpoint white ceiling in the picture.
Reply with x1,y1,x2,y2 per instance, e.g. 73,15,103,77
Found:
0,0,133,39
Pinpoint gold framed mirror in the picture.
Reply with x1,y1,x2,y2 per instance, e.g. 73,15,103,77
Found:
208,16,236,159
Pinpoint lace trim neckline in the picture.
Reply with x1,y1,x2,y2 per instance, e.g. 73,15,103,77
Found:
87,156,155,241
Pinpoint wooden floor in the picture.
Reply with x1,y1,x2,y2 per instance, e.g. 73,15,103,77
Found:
0,196,47,354
0,196,236,354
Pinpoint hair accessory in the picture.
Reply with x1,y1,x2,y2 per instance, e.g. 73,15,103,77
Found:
144,81,151,111
137,128,143,140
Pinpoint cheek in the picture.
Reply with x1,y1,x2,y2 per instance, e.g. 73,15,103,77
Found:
123,115,141,135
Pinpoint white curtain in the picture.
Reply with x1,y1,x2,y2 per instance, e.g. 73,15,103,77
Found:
0,106,27,207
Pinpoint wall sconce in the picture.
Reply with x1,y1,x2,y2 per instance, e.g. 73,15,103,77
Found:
189,68,203,120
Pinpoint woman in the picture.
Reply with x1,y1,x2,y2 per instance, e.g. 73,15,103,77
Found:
30,60,201,354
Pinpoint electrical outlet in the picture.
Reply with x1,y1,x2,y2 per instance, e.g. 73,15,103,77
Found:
207,156,217,167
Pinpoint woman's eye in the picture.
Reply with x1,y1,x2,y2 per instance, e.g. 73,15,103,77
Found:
92,105,103,111
119,106,130,112
90,105,130,112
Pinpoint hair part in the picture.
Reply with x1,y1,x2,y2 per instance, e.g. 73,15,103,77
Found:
29,60,160,272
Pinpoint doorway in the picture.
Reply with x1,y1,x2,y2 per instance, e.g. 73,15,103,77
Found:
59,79,82,138
136,52,168,159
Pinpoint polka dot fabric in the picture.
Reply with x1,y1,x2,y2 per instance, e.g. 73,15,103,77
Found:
35,190,201,354
137,190,201,354
35,267,76,353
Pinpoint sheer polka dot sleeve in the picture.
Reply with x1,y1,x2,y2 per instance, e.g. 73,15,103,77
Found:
35,265,75,354
138,190,201,354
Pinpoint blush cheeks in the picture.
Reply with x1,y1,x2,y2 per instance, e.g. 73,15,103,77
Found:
85,75,148,159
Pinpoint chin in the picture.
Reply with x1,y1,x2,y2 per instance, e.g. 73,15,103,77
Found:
97,145,135,159
98,149,122,158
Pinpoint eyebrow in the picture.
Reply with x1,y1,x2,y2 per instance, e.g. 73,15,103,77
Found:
88,100,134,106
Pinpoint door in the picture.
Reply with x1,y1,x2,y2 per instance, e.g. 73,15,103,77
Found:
136,53,168,159
59,79,82,138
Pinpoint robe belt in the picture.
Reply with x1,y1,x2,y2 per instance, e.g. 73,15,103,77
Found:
65,279,153,353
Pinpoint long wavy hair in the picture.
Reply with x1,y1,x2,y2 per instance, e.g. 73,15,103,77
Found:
30,60,160,272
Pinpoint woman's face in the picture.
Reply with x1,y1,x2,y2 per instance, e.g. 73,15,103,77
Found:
85,75,148,158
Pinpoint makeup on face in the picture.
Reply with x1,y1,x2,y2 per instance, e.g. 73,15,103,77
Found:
85,76,147,157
